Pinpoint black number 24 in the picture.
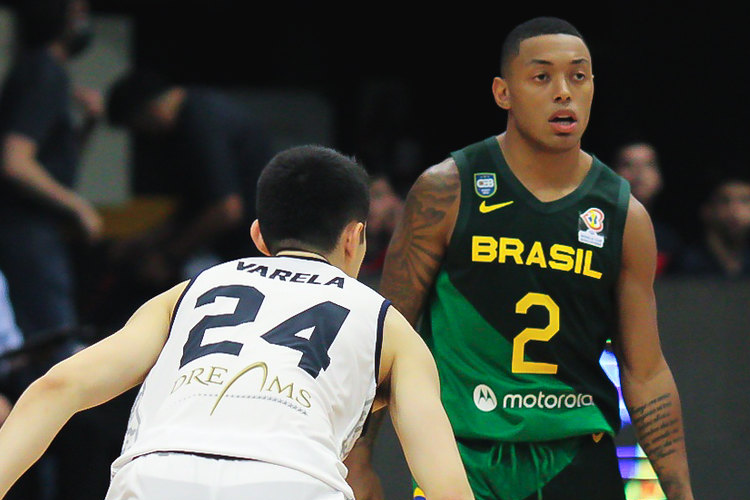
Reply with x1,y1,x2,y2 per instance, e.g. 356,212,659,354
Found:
180,284,350,378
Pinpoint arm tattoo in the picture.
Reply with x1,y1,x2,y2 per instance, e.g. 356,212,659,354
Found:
379,165,459,325
630,393,689,499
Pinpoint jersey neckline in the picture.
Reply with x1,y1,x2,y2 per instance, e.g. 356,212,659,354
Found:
274,253,333,266
484,136,603,214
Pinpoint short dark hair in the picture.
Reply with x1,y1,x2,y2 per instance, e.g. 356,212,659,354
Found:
500,17,585,77
256,145,370,254
14,0,70,48
106,70,171,126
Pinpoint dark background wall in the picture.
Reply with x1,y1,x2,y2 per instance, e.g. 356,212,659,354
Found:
89,1,749,245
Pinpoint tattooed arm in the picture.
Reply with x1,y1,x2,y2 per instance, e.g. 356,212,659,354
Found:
344,159,460,500
379,158,460,323
614,196,694,500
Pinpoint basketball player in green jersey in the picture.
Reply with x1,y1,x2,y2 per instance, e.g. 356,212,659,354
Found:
345,17,694,500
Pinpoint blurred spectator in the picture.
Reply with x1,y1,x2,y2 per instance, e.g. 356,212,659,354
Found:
670,175,750,279
0,0,103,339
0,269,22,428
0,2,112,499
105,70,273,289
0,394,10,427
613,141,682,276
353,80,425,198
359,175,404,285
0,270,23,372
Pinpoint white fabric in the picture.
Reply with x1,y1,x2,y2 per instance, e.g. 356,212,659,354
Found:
105,452,347,500
112,256,387,499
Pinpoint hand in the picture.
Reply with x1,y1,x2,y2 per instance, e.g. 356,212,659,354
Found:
73,86,104,122
344,446,385,500
71,197,103,243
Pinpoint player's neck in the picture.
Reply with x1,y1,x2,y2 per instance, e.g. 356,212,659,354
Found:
497,131,591,202
275,249,331,264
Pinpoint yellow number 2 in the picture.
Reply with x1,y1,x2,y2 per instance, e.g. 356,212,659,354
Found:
512,293,559,374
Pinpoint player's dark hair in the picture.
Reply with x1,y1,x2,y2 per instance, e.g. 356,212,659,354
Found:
14,0,70,48
256,145,370,254
500,17,585,77
106,70,172,126
700,159,750,206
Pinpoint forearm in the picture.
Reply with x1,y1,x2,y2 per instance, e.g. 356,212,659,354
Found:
622,366,693,500
2,155,85,216
0,377,80,498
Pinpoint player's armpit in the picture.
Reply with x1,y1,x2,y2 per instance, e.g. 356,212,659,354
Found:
379,158,460,326
383,307,474,500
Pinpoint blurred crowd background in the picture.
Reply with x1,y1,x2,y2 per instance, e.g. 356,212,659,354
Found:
0,1,747,500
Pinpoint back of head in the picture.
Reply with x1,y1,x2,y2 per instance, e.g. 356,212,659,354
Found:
256,145,370,254
106,70,171,127
500,17,584,76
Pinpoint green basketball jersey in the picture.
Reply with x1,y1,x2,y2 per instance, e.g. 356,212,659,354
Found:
423,136,630,442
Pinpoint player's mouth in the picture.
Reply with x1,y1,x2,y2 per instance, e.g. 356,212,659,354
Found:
548,110,578,134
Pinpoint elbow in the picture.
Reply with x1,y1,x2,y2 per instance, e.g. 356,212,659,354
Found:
29,365,81,408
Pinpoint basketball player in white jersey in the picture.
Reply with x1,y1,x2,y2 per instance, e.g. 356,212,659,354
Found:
0,145,474,500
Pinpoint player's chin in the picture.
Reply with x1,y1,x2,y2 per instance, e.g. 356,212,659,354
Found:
539,134,581,152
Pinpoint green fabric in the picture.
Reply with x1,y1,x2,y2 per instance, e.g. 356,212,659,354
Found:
428,272,614,441
413,436,581,500
423,136,631,441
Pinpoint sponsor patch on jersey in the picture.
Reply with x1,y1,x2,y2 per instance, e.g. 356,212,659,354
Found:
474,173,497,198
578,207,605,248
473,384,497,412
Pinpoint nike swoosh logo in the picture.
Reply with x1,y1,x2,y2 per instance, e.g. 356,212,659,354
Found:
479,200,514,213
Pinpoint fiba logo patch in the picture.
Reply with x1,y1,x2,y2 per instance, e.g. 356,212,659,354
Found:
578,207,606,248
474,173,497,198
473,384,497,412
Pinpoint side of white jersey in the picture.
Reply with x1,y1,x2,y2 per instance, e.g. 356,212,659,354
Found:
112,256,389,497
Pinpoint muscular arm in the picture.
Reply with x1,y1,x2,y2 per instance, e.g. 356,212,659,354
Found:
614,196,694,500
0,281,187,498
345,159,460,498
379,306,473,500
379,158,460,323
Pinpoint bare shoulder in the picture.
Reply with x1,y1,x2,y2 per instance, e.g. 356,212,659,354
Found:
411,157,460,197
380,158,460,322
402,157,461,246
378,304,432,385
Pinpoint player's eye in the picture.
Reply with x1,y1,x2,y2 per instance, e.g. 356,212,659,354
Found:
573,72,587,81
533,73,549,82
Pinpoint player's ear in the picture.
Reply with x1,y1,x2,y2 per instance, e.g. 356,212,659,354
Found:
342,221,366,258
250,219,272,256
492,76,511,110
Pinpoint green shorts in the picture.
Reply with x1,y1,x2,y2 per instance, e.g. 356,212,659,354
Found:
413,433,626,500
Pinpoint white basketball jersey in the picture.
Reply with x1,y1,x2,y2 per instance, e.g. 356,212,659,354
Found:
111,255,389,498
